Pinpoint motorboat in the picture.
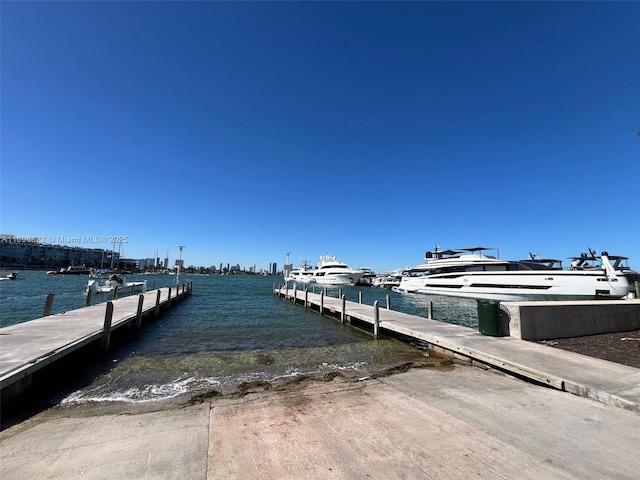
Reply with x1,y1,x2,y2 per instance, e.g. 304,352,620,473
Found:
0,272,18,281
310,255,364,286
53,265,91,275
396,246,632,301
356,267,376,286
86,274,147,296
372,269,404,290
285,260,316,285
569,249,640,297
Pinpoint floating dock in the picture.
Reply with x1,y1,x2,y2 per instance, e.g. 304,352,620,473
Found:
0,283,192,404
274,284,640,412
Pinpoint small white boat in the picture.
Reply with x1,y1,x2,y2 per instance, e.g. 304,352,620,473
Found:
311,255,364,286
286,260,316,285
86,274,147,296
58,265,91,275
0,272,18,281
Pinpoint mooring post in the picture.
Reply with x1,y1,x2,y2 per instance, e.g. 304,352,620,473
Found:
135,293,144,330
386,294,391,310
112,286,119,301
86,288,93,307
130,284,135,296
152,281,156,290
43,293,55,317
338,288,342,299
341,294,346,324
168,286,172,306
373,300,380,339
155,289,161,319
304,288,309,309
636,281,640,299
101,301,114,352
293,283,298,303
285,281,289,299
320,290,324,314
358,291,363,304
428,300,433,319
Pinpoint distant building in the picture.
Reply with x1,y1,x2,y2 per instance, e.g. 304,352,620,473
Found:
0,234,118,270
138,258,156,270
272,262,277,275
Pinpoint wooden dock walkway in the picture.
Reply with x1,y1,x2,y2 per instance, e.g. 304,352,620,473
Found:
0,283,192,403
274,285,640,412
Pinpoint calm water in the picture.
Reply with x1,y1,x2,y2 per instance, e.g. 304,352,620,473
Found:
0,271,478,404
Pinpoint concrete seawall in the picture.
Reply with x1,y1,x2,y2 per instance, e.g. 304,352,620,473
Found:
501,299,640,340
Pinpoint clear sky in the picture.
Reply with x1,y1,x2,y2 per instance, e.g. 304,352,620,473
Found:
2,1,639,273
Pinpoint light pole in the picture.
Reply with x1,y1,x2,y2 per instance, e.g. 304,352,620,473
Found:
176,245,185,286
285,251,291,279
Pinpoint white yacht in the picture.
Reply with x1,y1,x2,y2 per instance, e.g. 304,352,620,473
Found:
285,260,315,285
372,269,404,290
396,246,632,301
311,255,364,286
356,267,376,286
86,274,147,295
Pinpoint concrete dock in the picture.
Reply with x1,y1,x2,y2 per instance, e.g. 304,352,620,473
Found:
275,285,640,413
0,283,192,404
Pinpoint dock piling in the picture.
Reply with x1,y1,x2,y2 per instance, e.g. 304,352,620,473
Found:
43,293,55,317
341,294,346,324
101,302,114,352
304,288,309,309
86,288,93,307
320,290,324,314
112,286,119,301
428,300,433,319
373,300,380,339
135,294,144,330
386,294,391,310
358,291,363,304
155,290,161,318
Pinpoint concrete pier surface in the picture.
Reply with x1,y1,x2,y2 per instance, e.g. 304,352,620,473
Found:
1,362,639,480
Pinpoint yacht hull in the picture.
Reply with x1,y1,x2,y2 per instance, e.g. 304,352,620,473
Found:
313,273,363,286
398,270,630,301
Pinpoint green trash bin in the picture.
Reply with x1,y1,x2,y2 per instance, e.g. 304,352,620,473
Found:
477,300,501,336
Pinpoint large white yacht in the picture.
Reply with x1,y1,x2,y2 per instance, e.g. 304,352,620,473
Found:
396,246,633,301
311,255,364,286
285,260,315,285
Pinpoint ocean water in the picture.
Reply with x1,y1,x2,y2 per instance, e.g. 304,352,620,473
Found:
0,271,478,405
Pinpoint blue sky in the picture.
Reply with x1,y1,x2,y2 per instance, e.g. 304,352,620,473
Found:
2,1,639,273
